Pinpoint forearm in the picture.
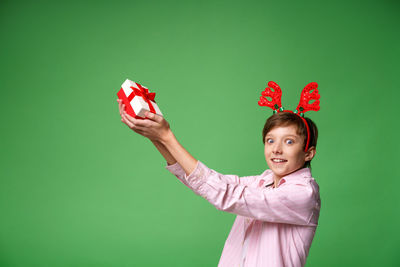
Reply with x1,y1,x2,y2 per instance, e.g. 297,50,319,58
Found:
151,140,177,166
160,130,198,176
118,105,197,173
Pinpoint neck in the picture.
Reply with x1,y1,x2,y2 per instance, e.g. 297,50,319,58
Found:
273,175,283,188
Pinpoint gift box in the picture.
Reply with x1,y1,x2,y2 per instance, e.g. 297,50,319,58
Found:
117,79,163,119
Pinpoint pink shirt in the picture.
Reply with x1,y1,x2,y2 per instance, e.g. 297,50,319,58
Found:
166,160,321,267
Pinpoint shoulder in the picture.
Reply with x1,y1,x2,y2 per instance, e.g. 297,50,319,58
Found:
281,168,320,192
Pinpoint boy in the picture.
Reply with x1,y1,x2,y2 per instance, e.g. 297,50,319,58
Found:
117,95,321,266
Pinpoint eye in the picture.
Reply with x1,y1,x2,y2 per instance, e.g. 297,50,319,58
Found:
286,139,294,145
266,138,274,144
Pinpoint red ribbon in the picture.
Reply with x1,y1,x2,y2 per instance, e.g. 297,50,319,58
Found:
127,83,156,114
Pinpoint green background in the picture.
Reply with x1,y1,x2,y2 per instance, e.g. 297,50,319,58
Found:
1,0,399,266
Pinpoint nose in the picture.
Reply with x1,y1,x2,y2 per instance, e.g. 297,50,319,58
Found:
272,142,282,154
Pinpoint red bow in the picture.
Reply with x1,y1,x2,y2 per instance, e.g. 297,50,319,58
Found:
127,83,156,114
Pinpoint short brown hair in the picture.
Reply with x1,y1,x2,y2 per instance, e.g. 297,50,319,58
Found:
262,112,318,168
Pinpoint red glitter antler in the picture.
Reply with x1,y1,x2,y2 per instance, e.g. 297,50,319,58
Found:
258,81,283,112
295,82,320,115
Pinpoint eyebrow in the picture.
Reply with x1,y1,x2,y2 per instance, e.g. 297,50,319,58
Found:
265,134,299,139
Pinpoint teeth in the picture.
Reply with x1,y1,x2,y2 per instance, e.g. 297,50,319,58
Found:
272,159,286,163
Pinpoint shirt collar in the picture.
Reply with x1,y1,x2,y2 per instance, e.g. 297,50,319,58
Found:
283,167,312,180
262,167,311,187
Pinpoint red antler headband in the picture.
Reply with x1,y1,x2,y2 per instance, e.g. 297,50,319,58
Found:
258,81,320,152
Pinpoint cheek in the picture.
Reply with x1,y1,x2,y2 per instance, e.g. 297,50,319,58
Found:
293,151,306,163
264,146,270,159
286,146,305,161
264,144,270,154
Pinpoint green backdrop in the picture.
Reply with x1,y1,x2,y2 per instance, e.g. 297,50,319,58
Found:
1,0,399,266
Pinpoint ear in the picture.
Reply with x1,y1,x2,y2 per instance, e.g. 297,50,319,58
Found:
305,146,316,162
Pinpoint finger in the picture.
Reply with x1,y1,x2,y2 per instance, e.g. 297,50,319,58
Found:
120,103,126,117
123,112,138,125
124,113,152,127
121,114,134,128
118,101,123,116
122,113,148,131
121,111,136,128
132,128,146,136
145,111,163,123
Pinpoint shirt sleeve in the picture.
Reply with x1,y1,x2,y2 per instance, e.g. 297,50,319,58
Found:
168,160,318,226
165,161,260,190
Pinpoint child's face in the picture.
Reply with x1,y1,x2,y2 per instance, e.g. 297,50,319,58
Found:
264,125,313,180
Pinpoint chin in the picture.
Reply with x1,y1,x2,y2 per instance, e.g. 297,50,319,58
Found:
270,166,302,179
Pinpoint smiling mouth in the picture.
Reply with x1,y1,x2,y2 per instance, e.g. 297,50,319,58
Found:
271,158,287,163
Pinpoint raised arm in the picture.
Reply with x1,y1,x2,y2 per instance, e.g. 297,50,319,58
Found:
117,99,258,187
118,99,197,175
181,161,320,226
158,130,197,176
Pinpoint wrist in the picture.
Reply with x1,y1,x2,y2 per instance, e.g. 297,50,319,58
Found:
150,139,160,145
160,129,175,146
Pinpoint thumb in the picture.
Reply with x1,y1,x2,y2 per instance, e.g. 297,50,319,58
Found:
146,111,164,123
145,111,159,121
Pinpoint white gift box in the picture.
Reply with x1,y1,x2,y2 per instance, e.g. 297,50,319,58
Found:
118,79,163,119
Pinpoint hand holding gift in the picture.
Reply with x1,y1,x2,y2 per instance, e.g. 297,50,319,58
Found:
118,99,172,143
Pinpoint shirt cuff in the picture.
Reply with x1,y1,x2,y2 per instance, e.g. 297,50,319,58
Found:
165,161,186,176
184,160,208,193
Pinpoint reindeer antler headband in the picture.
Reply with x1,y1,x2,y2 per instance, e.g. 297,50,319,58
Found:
258,81,320,152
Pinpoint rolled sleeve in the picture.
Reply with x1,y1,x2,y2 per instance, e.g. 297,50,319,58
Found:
165,162,186,177
165,161,192,189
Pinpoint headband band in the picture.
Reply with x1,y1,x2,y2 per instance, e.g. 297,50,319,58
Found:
258,81,320,152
